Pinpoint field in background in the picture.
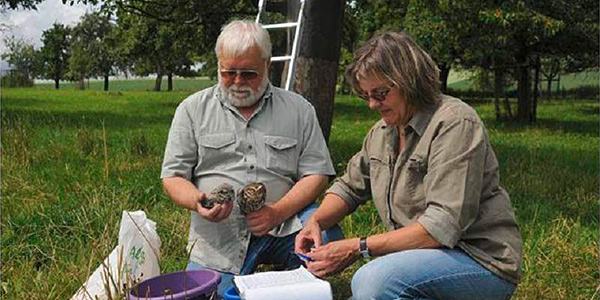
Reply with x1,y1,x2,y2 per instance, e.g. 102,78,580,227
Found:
33,77,216,92
32,69,598,94
447,70,599,91
1,81,598,299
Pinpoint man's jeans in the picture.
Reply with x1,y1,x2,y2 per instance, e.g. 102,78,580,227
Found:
186,202,344,297
350,248,517,300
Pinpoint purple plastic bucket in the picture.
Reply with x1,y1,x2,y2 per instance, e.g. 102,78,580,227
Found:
128,270,220,300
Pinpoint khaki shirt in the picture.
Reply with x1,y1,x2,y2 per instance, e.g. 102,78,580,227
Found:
328,95,522,283
161,84,335,274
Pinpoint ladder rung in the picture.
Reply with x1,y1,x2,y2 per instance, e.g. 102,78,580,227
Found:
271,55,292,62
262,22,299,29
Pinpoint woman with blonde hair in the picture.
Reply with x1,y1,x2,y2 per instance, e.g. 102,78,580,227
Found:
295,31,522,300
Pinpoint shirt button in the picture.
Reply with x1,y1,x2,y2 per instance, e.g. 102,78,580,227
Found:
248,145,253,150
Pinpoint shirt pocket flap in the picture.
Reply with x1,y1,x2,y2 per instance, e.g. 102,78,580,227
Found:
368,155,386,165
407,154,427,172
264,135,297,150
199,132,236,149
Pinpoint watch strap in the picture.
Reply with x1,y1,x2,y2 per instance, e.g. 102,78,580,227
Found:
359,237,370,258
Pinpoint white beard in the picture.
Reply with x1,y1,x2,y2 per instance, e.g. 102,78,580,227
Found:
219,75,270,107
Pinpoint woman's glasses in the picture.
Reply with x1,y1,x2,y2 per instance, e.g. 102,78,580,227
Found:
357,86,394,102
219,69,260,81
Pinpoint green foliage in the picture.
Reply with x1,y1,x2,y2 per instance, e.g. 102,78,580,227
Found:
197,53,218,80
1,83,598,299
1,36,39,87
112,0,256,91
1,72,34,87
69,11,117,90
0,0,43,9
39,23,72,88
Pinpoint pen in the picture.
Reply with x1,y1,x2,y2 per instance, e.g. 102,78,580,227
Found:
294,252,314,262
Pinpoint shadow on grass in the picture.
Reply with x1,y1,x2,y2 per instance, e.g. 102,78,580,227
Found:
579,105,600,115
483,117,599,137
493,142,598,227
535,118,599,136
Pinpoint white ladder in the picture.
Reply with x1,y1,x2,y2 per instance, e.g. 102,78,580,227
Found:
255,0,306,91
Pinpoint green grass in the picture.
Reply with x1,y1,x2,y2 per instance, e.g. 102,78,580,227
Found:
1,83,598,299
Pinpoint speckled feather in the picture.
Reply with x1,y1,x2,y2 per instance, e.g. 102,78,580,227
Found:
237,182,266,214
200,183,235,209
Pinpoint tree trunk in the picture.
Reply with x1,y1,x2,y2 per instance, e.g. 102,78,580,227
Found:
293,0,344,142
54,73,60,90
504,93,513,119
154,73,163,91
168,73,173,91
493,68,503,121
556,74,561,100
76,77,85,90
516,52,531,122
439,63,450,93
104,74,109,91
532,56,540,122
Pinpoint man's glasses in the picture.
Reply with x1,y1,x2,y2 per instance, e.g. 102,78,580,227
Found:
357,86,394,102
219,69,260,81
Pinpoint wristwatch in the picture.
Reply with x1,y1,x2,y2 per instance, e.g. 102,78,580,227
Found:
359,237,371,258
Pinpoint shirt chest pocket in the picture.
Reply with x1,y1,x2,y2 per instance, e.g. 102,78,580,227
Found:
263,135,298,176
404,155,427,199
198,132,236,170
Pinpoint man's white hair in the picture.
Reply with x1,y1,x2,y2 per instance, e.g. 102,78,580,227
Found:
215,20,272,60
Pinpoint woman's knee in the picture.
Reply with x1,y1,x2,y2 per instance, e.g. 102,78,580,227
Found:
351,261,395,300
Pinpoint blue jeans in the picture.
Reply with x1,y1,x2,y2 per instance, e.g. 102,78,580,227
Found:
350,248,517,300
186,202,344,297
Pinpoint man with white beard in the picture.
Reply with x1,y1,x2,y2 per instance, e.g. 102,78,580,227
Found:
160,20,342,296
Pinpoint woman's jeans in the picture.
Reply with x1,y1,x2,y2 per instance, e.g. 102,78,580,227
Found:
186,202,344,297
350,248,517,300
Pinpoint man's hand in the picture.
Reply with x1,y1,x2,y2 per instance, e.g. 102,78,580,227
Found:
196,191,233,222
246,204,283,236
295,218,322,254
304,238,361,277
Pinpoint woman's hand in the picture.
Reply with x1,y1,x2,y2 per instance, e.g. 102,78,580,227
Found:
295,218,323,254
305,238,361,277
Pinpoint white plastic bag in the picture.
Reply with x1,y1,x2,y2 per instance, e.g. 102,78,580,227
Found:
71,211,161,300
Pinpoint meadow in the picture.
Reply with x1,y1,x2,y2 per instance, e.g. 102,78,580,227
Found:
1,78,598,299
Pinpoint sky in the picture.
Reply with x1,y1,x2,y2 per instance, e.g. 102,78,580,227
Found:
1,0,97,69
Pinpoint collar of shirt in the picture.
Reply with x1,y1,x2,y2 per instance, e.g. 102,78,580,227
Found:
216,83,274,118
407,102,438,137
376,98,441,158
377,100,440,137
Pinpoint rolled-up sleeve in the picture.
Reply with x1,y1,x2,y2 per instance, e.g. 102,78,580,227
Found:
326,133,373,212
160,101,198,180
418,117,487,247
297,105,335,177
